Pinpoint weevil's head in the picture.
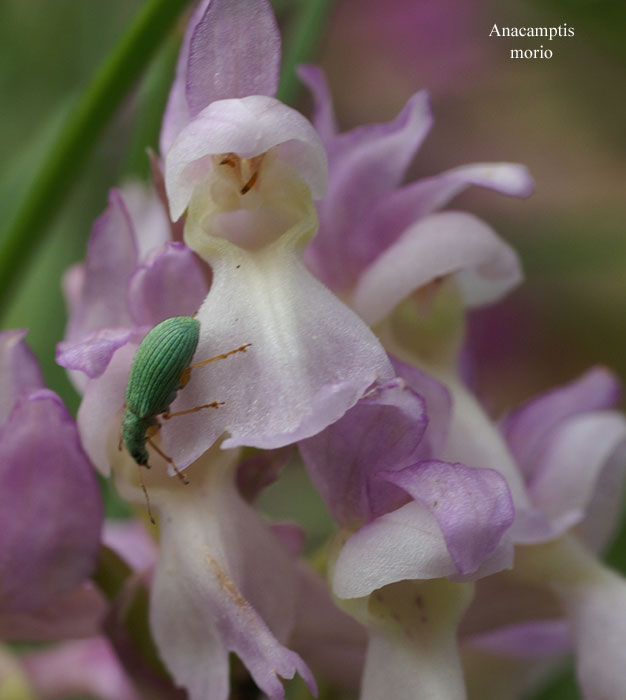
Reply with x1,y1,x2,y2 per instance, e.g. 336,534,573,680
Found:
131,447,149,467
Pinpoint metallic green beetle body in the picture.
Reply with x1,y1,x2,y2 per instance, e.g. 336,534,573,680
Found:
122,316,200,466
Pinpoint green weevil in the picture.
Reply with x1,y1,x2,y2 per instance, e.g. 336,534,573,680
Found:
121,315,249,519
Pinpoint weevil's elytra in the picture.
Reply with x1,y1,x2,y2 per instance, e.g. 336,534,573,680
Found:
120,315,250,522
126,316,200,420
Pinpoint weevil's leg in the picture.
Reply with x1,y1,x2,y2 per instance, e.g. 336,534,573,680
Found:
179,366,192,388
162,401,223,419
145,423,160,439
147,436,190,486
136,464,156,525
187,343,251,372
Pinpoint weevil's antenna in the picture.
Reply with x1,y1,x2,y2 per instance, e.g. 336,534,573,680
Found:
187,343,251,370
162,401,223,419
148,437,190,486
136,464,155,525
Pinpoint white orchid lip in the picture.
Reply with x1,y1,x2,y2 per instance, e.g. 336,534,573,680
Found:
165,95,328,221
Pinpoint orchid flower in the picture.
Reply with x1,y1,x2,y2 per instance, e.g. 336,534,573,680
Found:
56,191,317,698
299,368,515,699
156,0,392,468
60,0,392,473
109,438,316,700
57,1,395,694
47,1,626,699
486,368,626,700
57,184,208,475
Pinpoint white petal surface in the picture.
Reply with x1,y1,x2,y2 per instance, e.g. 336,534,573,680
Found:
77,342,137,476
353,211,522,326
351,580,472,700
332,502,457,599
147,450,315,700
529,412,626,536
161,245,392,466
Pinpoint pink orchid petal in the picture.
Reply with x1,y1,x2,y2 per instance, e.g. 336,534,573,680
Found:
0,330,44,425
0,390,102,614
166,95,327,220
466,620,570,659
160,249,392,466
576,439,626,552
0,583,106,642
333,500,512,599
353,211,522,325
461,572,562,639
308,91,433,290
63,189,137,344
78,341,138,476
159,0,210,155
501,366,621,480
390,356,452,456
21,637,140,700
148,454,316,700
558,569,626,700
128,242,208,327
186,0,280,117
332,501,458,598
119,181,172,258
354,162,533,277
382,460,514,575
528,411,626,537
297,64,338,144
102,520,158,573
56,327,135,379
61,262,86,321
442,378,531,513
299,379,427,526
236,447,292,502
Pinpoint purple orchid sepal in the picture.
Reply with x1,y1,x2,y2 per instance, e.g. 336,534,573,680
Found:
0,331,103,640
299,376,515,598
20,638,140,700
160,0,281,156
56,186,208,386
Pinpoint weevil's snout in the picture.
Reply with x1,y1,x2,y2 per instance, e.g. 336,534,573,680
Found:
133,450,150,467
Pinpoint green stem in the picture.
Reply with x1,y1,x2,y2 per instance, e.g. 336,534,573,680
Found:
276,0,335,105
0,0,192,320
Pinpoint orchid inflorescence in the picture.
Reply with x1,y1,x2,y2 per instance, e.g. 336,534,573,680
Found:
2,1,626,699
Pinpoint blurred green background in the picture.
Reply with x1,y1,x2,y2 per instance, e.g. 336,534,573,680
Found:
1,0,624,699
